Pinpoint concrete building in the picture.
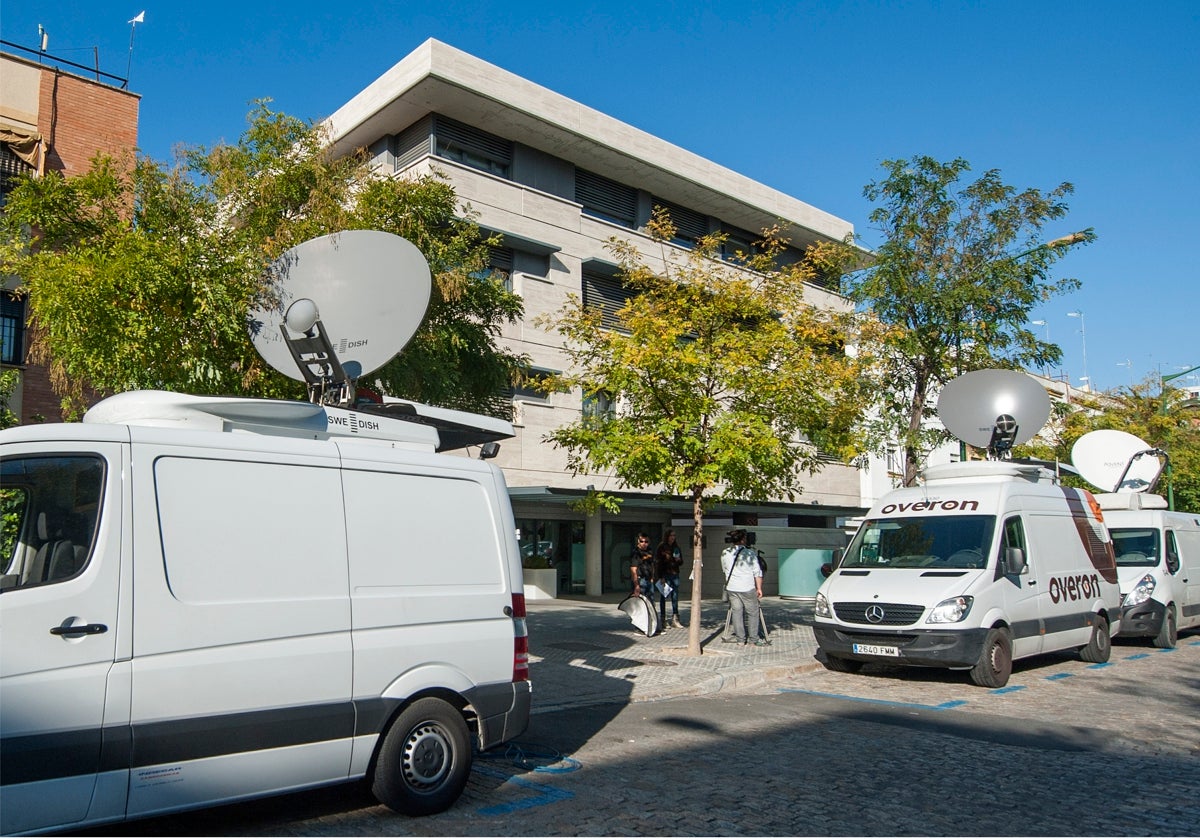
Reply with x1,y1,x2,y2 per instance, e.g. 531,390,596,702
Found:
0,44,140,424
325,40,863,599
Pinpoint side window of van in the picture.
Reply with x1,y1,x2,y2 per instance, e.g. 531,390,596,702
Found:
1165,531,1180,575
0,455,104,591
998,516,1028,576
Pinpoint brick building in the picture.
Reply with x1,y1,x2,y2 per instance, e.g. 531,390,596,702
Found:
1,45,140,424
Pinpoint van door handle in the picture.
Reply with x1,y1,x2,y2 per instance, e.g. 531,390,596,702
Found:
50,622,108,636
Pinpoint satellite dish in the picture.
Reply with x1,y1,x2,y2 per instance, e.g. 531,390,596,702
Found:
1072,429,1164,493
938,369,1051,455
248,230,431,384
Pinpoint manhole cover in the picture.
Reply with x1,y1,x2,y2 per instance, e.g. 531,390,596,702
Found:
546,642,605,652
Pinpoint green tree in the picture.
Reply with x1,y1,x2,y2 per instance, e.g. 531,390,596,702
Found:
1021,379,1200,512
0,365,18,429
545,211,876,655
0,101,525,418
832,156,1093,485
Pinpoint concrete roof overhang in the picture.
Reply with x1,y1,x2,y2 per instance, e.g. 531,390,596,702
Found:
326,40,855,253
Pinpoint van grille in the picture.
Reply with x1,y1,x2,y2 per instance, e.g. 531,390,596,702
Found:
834,602,925,626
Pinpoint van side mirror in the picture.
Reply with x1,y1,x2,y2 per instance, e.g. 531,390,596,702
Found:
1003,547,1028,576
820,563,833,579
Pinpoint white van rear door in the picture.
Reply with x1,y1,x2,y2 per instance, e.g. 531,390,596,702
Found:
0,443,127,835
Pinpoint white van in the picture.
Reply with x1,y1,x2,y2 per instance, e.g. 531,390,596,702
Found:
0,390,530,835
1098,492,1200,648
813,461,1121,687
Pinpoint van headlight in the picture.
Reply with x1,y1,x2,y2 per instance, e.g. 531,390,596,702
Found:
1122,573,1156,608
926,595,973,624
815,591,831,618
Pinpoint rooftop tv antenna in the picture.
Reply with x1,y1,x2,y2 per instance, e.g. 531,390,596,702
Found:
1071,429,1166,493
937,369,1052,460
248,230,431,407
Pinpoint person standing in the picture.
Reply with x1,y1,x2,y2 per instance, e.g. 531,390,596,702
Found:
630,532,657,617
720,529,763,646
655,530,684,629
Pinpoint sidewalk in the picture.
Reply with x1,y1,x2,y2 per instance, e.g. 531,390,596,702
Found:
524,595,822,713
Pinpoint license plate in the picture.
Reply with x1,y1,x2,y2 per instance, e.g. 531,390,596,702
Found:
853,643,899,657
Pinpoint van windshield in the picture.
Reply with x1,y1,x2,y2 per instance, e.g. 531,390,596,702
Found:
1110,528,1159,567
843,515,996,569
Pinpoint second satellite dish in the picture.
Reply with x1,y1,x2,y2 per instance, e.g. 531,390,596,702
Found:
1072,429,1164,493
248,230,432,382
938,369,1052,454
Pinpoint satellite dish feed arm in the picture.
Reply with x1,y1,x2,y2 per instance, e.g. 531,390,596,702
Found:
1113,448,1168,493
280,320,355,408
986,415,1020,460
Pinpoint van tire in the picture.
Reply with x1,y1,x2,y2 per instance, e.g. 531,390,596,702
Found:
372,697,472,816
1153,605,1178,649
969,627,1012,688
1078,615,1111,663
823,654,864,673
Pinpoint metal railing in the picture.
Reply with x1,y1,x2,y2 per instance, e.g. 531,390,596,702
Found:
1,40,128,90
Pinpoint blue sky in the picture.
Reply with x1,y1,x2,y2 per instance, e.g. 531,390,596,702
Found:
5,0,1197,393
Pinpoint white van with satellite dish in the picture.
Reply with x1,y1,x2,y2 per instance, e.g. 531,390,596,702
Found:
0,231,530,835
1072,429,1200,648
813,370,1122,687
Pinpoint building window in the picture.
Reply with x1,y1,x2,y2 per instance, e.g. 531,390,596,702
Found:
481,245,513,292
650,198,708,247
582,390,615,426
575,168,637,228
1,144,34,207
719,225,757,263
1,292,26,365
512,366,557,402
582,270,631,331
432,114,512,179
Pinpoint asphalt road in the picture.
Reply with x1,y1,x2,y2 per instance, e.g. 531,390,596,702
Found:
88,631,1200,836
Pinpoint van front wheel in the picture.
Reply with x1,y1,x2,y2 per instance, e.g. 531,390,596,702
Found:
969,627,1012,688
372,697,471,816
1153,605,1177,649
1078,615,1111,663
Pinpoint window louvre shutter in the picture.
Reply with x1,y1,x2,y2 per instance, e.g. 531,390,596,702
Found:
582,271,631,330
575,169,637,227
433,114,512,166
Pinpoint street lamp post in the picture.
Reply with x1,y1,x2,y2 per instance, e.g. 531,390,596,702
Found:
1031,319,1049,376
1066,310,1088,386
1161,362,1200,510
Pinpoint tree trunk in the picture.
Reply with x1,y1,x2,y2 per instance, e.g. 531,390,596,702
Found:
903,375,928,487
686,485,705,656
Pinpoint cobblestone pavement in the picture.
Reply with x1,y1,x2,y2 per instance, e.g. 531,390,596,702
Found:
82,599,1200,836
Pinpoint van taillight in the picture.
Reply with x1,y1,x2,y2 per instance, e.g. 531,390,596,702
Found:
511,593,529,683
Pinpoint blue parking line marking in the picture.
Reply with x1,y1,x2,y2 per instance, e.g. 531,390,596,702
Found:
1046,673,1073,681
778,687,967,711
1153,647,1177,653
1086,662,1112,669
990,685,1025,694
473,764,574,815
1124,653,1150,660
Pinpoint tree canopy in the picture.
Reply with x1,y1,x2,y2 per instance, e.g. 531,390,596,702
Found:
545,210,876,654
830,155,1094,485
0,101,525,419
1020,379,1200,513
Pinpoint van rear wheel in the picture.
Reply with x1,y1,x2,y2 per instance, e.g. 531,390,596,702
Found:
1078,614,1111,663
1153,605,1177,649
969,627,1012,688
372,697,471,816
